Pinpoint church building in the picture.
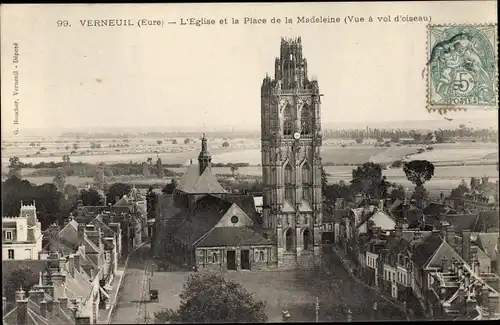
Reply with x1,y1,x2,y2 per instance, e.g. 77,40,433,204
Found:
157,37,324,271
260,37,324,268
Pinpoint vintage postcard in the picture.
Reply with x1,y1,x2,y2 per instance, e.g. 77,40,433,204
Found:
1,2,498,324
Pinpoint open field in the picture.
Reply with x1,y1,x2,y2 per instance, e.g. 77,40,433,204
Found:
3,141,496,168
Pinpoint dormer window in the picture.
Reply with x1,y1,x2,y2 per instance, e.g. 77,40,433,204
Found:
230,216,239,224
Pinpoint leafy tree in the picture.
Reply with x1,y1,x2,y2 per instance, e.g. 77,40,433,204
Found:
64,184,79,198
172,139,178,144
323,182,354,204
53,167,67,192
184,138,191,145
230,165,239,178
320,165,328,190
162,179,178,194
222,141,230,148
73,143,79,150
80,188,103,206
355,138,363,144
62,155,71,164
142,162,151,177
391,160,403,169
389,184,406,201
449,179,469,199
3,266,38,302
157,140,163,145
156,157,165,179
403,160,435,188
106,182,131,205
8,156,22,178
351,162,384,199
154,273,267,324
65,145,70,151
146,186,158,219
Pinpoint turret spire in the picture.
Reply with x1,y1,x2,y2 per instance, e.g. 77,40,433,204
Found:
198,133,211,175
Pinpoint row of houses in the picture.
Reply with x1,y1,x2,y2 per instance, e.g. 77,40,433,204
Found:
2,186,153,324
325,187,499,320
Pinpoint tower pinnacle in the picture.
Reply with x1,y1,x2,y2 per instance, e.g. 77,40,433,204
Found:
198,133,211,175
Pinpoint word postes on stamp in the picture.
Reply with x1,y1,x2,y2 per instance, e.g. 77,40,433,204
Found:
427,24,498,113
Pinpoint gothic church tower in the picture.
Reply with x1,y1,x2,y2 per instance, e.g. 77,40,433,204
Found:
261,37,323,268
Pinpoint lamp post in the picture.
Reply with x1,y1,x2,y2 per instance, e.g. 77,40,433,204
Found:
315,297,320,323
346,308,352,322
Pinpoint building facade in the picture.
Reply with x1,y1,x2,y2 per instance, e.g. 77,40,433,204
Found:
2,202,43,260
260,37,324,268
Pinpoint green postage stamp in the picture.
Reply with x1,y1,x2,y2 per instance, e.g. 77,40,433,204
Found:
427,24,498,113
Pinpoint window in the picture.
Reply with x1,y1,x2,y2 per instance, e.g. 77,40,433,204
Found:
230,216,239,224
8,249,15,260
284,164,294,200
259,251,264,261
301,104,312,135
5,231,12,240
255,251,260,262
283,105,293,136
285,229,294,251
212,252,218,263
25,249,32,260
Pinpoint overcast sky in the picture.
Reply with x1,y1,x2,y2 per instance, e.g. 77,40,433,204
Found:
1,2,497,136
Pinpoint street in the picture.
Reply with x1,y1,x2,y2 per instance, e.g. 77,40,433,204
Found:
111,244,406,323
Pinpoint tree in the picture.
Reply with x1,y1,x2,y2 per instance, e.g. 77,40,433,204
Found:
154,273,267,324
320,165,328,190
403,160,435,188
146,186,158,219
106,182,131,205
73,143,79,150
162,179,178,194
53,167,67,192
351,162,384,199
172,139,178,144
230,165,239,178
222,141,230,148
62,155,71,164
389,184,406,201
80,188,103,206
391,160,403,169
157,140,163,145
184,138,191,144
3,266,39,302
142,162,151,177
7,156,22,178
449,179,469,199
64,184,79,198
156,157,165,179
65,145,70,151
355,138,363,144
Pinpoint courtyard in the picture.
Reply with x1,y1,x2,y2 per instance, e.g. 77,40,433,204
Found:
111,244,407,323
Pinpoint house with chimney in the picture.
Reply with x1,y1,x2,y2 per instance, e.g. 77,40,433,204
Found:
37,220,119,322
2,201,43,260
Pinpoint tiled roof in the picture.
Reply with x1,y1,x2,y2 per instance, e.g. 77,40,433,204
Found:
476,232,499,261
2,299,69,325
196,226,273,247
210,194,260,224
114,196,130,207
176,164,225,194
445,214,479,232
410,233,443,267
475,211,499,232
425,240,463,269
164,195,232,245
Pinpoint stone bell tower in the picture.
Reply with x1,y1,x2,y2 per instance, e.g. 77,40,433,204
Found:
260,37,323,269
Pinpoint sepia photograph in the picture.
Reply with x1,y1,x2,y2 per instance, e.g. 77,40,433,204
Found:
1,2,498,324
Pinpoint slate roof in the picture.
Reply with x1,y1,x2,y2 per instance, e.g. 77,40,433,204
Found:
196,227,273,247
164,195,232,245
2,299,71,325
357,209,394,229
475,211,499,232
425,240,463,269
475,232,499,262
409,232,443,267
176,164,226,194
210,193,260,224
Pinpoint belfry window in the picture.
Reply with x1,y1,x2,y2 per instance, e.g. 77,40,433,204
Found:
284,164,294,200
283,105,293,136
301,104,312,135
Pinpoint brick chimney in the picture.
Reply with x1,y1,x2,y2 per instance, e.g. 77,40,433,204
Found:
482,177,489,185
27,289,45,306
75,316,91,324
40,300,47,318
15,287,26,301
74,253,81,272
68,254,75,277
47,223,61,253
16,298,28,325
461,229,471,265
51,273,66,299
395,224,403,238
52,300,60,317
